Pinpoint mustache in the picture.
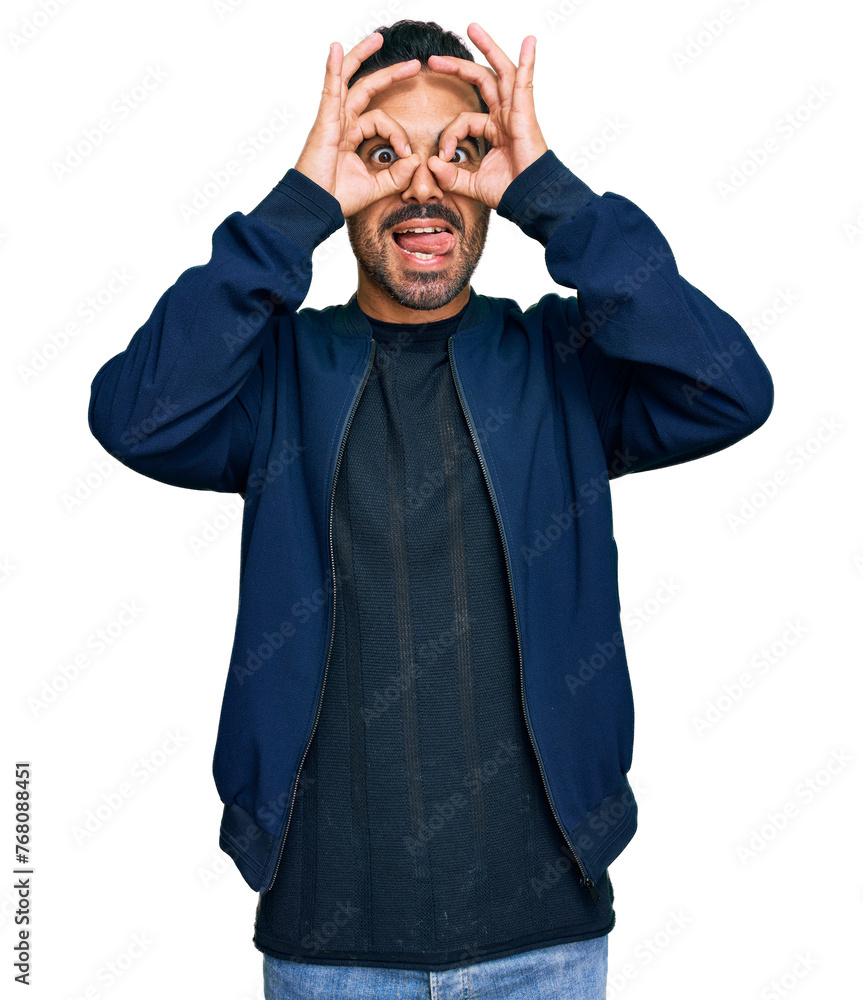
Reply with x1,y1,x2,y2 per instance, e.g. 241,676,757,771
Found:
382,211,462,234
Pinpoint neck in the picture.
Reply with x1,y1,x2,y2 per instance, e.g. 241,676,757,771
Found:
355,276,470,324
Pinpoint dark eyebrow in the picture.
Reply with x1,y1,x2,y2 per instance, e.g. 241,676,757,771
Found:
356,129,483,158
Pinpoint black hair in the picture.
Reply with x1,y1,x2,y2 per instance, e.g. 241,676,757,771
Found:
347,19,490,150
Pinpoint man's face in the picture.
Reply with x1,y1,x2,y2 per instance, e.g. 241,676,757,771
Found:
346,69,491,315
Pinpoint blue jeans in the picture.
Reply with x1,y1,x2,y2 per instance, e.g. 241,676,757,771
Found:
262,934,608,999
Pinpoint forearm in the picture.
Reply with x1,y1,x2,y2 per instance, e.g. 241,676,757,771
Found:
88,170,344,492
497,150,774,474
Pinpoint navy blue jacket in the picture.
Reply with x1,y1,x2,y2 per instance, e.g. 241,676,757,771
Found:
87,149,774,899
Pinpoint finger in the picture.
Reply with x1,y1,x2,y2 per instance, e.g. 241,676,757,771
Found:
372,152,424,200
332,32,392,124
436,111,492,164
314,41,346,129
467,22,517,102
426,54,501,113
511,36,537,116
427,154,474,199
337,31,385,92
344,58,422,118
353,108,415,159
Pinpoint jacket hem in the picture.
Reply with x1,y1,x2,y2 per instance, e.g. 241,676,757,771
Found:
569,773,638,883
218,774,638,893
219,801,279,891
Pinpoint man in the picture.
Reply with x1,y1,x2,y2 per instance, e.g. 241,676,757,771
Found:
87,20,774,1000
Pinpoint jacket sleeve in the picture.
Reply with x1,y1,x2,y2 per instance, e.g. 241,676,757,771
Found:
496,149,775,478
87,168,345,493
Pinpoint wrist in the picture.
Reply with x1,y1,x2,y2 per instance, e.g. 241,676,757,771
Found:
497,149,597,246
249,168,344,255
293,158,332,195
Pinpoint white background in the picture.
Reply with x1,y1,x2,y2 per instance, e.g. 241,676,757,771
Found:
3,0,862,997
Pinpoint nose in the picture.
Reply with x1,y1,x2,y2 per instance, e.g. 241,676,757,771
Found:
400,154,445,203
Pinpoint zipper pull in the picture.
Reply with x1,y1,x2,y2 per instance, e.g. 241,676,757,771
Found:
580,876,600,903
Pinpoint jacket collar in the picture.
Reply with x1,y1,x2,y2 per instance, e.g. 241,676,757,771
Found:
333,285,491,339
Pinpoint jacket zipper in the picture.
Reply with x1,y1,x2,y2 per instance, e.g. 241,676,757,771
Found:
446,335,600,905
263,339,378,894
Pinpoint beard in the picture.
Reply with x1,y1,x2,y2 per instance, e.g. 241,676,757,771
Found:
346,204,491,312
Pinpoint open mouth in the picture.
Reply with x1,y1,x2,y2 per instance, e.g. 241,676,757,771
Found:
390,221,457,265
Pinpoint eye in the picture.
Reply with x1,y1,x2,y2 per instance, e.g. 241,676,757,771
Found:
367,145,473,165
369,146,399,165
446,147,472,165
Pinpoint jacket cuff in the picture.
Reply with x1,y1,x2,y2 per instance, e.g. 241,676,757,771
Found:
248,168,345,258
497,149,598,247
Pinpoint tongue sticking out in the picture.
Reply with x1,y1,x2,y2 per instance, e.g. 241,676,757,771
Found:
393,230,455,255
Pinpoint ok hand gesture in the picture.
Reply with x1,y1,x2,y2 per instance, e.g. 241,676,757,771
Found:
425,23,549,210
294,32,423,218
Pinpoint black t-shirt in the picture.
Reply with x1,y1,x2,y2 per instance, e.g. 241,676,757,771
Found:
252,301,614,971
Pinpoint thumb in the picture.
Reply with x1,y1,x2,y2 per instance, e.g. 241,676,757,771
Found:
427,155,468,197
377,152,421,196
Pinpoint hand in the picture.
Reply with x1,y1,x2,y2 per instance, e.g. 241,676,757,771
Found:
294,33,424,218
424,23,548,209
